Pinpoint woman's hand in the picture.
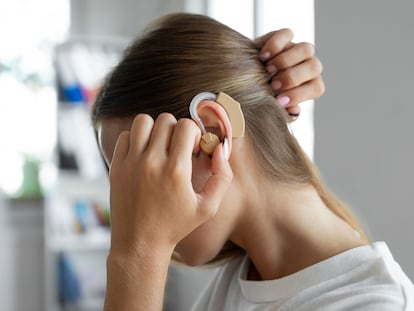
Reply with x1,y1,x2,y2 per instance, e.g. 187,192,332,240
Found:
108,113,233,258
255,29,325,121
104,113,232,311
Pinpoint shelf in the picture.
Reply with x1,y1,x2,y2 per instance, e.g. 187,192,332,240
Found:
48,229,110,252
55,171,109,200
62,297,105,311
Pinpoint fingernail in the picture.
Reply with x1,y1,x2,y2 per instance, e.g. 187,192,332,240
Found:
289,113,299,122
266,65,277,74
277,95,290,106
260,52,270,62
271,80,282,90
222,136,230,160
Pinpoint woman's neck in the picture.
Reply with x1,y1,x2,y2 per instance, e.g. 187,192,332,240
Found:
230,182,366,281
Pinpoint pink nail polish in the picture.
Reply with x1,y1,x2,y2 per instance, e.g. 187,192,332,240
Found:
277,95,290,106
266,65,277,74
271,80,282,90
260,52,270,62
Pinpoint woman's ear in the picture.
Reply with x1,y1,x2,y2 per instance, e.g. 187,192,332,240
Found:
197,100,233,156
190,92,244,157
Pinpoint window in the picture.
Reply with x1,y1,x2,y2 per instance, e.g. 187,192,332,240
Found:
0,0,70,196
204,0,315,159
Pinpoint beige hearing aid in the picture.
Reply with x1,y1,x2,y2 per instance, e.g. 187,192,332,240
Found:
189,91,245,155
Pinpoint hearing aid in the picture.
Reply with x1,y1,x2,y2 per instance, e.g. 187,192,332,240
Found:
189,91,245,156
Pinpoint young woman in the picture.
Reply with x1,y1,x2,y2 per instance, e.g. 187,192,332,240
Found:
92,13,413,311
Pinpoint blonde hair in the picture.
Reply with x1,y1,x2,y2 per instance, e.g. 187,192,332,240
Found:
92,13,368,256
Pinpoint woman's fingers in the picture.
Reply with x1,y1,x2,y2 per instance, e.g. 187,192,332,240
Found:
169,118,201,164
147,113,177,155
266,42,315,74
272,56,323,91
255,28,294,61
286,105,301,122
109,130,130,191
108,113,232,248
110,130,130,172
198,140,233,218
256,29,325,118
169,118,232,220
129,114,154,156
278,77,325,108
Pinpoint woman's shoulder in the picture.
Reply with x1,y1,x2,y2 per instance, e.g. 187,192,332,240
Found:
364,242,414,310
237,242,414,310
301,241,413,310
165,243,414,310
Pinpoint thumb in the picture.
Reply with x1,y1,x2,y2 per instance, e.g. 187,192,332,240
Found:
197,139,233,218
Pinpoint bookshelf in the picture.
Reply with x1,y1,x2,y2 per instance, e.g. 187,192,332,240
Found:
46,37,116,307
45,39,122,311
44,168,111,311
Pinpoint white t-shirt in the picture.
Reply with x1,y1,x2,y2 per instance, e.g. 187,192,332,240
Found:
164,242,414,310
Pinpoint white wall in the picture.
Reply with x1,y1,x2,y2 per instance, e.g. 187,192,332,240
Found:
314,0,414,279
69,0,190,40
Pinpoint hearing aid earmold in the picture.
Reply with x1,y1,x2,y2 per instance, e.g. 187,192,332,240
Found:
189,91,245,156
199,132,220,154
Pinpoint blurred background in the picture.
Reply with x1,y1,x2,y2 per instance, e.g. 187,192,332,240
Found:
0,0,412,310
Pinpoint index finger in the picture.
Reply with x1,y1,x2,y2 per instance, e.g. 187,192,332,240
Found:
255,28,294,61
169,118,201,164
